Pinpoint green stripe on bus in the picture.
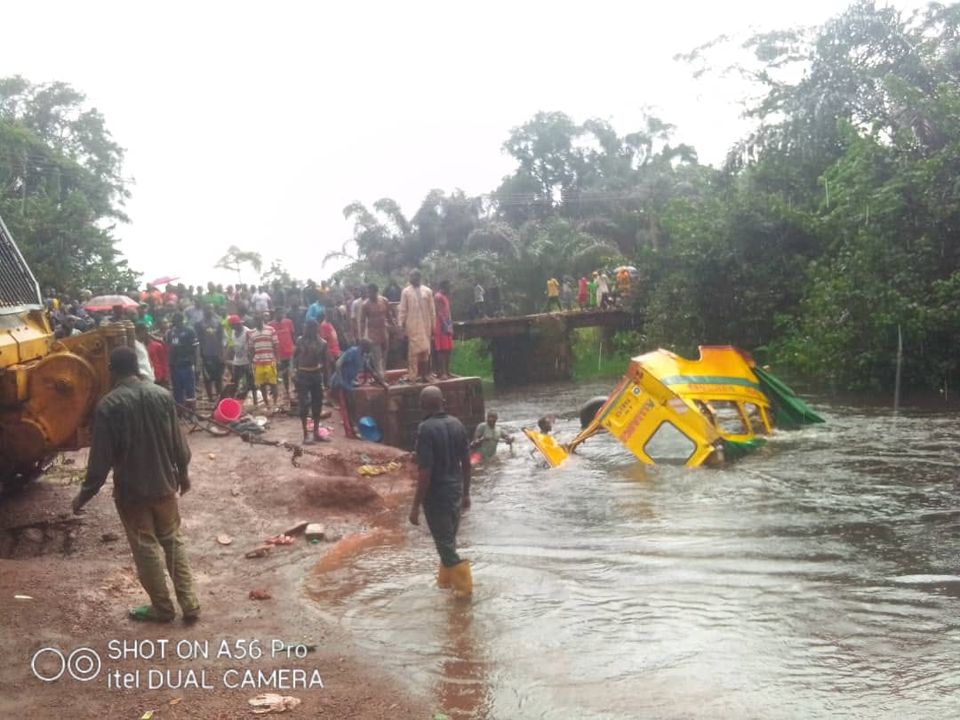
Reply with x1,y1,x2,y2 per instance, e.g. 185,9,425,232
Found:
658,375,760,389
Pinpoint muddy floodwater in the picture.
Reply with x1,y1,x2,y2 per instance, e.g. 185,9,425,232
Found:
308,381,960,719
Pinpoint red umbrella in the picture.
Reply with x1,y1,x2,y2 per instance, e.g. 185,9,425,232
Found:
84,295,140,312
148,275,179,286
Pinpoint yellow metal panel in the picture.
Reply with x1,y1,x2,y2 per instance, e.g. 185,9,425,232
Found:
523,429,569,467
0,311,52,368
598,373,720,467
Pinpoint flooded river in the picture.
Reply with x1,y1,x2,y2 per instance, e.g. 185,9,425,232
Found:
308,381,960,719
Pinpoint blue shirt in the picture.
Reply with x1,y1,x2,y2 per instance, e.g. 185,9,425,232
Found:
305,302,325,323
338,345,368,386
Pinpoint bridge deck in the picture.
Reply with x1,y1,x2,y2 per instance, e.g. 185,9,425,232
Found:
454,309,632,340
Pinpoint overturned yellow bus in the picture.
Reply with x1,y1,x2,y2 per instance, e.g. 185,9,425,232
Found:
525,346,824,468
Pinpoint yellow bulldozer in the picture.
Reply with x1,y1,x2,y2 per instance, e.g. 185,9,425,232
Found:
0,214,129,490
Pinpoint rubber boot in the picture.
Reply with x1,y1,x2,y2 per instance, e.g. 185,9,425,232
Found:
437,564,452,589
450,560,472,598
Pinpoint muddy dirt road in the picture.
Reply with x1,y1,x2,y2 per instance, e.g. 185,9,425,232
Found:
0,415,432,719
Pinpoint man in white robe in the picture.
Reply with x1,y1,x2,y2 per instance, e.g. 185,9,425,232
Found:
398,269,435,383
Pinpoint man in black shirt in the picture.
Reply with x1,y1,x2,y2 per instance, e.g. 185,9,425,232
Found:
293,318,328,444
195,306,224,402
410,385,473,597
166,312,198,413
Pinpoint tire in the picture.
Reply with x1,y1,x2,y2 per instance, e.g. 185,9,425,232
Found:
579,396,608,429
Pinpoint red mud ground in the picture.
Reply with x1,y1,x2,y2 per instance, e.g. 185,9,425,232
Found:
0,413,434,719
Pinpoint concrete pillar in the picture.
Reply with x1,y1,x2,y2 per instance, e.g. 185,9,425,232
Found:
490,316,572,386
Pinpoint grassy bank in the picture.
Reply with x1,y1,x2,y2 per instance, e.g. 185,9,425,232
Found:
571,328,636,381
452,330,637,383
450,338,493,379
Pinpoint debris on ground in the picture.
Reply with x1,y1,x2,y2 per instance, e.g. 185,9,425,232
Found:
282,520,309,536
264,534,294,546
248,588,272,601
216,534,234,546
1,408,428,718
357,460,403,477
100,532,119,543
305,523,324,541
230,419,266,434
248,693,301,714
244,545,272,559
13,594,33,601
22,528,44,543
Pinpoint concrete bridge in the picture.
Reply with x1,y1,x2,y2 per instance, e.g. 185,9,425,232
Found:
454,309,636,386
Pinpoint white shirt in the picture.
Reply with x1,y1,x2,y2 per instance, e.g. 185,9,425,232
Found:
351,297,364,337
135,340,155,382
474,285,485,303
252,292,271,313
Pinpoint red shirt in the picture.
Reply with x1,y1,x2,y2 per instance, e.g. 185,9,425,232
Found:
270,318,295,360
147,340,169,381
318,320,340,357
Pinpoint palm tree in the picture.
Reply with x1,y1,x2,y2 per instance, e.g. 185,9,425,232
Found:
215,246,262,283
326,198,413,275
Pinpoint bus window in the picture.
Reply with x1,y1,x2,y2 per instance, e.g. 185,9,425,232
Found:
644,421,697,465
710,401,748,435
743,403,767,434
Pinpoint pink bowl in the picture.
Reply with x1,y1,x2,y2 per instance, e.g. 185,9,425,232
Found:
213,398,242,424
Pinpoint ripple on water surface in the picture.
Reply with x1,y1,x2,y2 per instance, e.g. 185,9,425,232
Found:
310,383,960,719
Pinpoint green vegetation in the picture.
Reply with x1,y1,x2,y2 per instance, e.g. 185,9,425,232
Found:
450,339,493,379
329,2,960,393
0,76,137,292
5,2,958,393
571,329,637,381
453,330,639,382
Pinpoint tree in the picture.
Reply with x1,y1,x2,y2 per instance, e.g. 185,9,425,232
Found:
215,246,263,283
261,260,293,287
0,76,137,292
673,1,960,390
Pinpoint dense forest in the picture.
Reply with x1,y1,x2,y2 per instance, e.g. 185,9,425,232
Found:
2,2,959,392
328,2,960,393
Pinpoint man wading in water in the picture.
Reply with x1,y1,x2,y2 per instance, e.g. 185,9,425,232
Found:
409,385,473,597
72,346,199,623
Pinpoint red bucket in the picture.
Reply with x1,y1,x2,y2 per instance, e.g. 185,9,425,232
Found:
213,398,242,424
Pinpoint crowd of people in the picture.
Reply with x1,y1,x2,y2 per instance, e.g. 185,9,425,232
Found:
469,267,635,318
553,268,635,313
46,272,460,445
59,270,590,619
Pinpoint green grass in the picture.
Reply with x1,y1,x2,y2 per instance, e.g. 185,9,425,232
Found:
451,338,493,379
452,331,632,383
571,328,633,380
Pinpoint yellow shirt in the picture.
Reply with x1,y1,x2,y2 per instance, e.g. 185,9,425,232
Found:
546,278,560,298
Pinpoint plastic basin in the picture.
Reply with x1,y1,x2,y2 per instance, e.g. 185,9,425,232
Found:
357,416,382,442
213,398,243,424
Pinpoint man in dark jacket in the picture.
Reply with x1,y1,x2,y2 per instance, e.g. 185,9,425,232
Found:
72,346,199,623
409,385,473,597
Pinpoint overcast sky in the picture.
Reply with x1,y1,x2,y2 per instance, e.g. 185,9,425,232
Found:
3,0,925,286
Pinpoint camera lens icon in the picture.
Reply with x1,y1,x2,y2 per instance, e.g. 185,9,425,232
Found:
68,647,101,681
31,647,101,683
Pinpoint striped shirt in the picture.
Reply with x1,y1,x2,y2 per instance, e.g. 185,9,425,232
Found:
248,326,278,365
